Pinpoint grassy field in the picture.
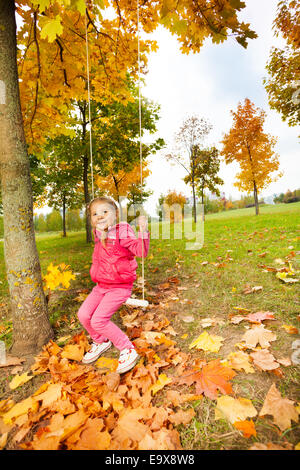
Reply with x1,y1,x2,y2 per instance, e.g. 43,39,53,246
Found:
0,202,299,450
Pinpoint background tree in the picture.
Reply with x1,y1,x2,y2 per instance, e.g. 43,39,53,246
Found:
263,0,300,130
163,190,187,223
166,115,213,223
183,145,224,220
220,98,282,215
44,135,84,237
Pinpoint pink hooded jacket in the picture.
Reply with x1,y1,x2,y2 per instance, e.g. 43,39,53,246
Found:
90,222,150,289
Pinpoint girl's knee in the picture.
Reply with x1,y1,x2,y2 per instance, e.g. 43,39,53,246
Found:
90,315,108,332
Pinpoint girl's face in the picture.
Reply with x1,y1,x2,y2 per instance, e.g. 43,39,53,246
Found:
90,202,117,231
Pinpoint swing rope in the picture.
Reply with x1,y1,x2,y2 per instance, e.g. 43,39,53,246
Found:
84,2,147,306
84,10,94,200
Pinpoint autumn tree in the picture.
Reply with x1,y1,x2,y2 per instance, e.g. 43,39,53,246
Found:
0,0,257,355
183,145,224,220
95,161,152,221
166,115,212,223
220,98,282,215
162,190,187,223
263,0,300,130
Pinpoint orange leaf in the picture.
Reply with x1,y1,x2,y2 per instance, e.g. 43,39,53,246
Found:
177,360,236,399
233,419,257,438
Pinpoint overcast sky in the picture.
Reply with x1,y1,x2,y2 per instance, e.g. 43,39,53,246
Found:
141,0,300,216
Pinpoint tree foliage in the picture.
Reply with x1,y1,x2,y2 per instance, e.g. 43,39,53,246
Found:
264,0,300,129
184,146,224,204
220,98,282,215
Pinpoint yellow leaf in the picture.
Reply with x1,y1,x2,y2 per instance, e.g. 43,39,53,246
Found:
9,372,34,390
40,15,63,43
226,351,255,374
95,357,118,372
189,331,224,352
3,397,39,424
181,333,188,339
215,395,257,424
282,324,299,334
149,373,172,396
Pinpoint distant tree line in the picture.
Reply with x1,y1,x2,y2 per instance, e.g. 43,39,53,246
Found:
273,188,300,204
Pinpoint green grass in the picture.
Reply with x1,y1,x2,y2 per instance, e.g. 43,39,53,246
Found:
0,202,300,449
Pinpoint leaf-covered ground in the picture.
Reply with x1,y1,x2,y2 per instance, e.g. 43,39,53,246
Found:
0,203,299,450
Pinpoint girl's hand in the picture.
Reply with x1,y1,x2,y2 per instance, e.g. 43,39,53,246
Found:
138,215,148,232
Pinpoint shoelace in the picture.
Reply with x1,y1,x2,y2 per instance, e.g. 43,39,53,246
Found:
118,349,135,364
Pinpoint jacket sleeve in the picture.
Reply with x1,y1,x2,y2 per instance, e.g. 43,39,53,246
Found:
118,223,150,258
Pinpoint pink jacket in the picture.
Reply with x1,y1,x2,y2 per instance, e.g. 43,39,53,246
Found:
90,222,150,289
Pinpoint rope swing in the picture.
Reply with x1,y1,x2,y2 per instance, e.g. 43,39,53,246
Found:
84,2,148,308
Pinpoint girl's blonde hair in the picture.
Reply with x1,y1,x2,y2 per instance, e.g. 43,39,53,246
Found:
87,196,119,246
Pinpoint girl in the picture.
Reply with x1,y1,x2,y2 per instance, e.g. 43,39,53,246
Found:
77,196,149,374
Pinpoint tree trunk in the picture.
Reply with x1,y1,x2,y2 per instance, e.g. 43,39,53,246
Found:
62,194,67,237
0,0,53,355
191,180,197,223
253,180,259,215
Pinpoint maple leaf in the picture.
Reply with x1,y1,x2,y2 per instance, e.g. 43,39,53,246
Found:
244,311,275,323
281,324,299,334
9,372,34,390
168,408,196,426
215,395,257,424
33,383,62,408
259,383,299,431
233,419,257,438
149,373,172,396
250,349,280,371
189,331,224,353
95,357,118,372
226,351,255,374
166,390,203,407
177,360,236,400
241,324,277,349
2,397,39,425
111,408,150,444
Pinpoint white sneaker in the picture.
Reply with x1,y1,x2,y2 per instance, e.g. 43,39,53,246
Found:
82,339,112,364
116,348,139,374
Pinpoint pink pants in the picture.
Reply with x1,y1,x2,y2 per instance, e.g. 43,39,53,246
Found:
77,284,133,351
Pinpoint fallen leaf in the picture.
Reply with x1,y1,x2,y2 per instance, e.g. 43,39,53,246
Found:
226,351,255,374
259,383,299,431
233,419,256,438
249,442,292,450
149,373,172,396
168,408,195,426
244,311,275,323
243,285,263,294
0,355,25,368
9,372,34,390
241,324,277,349
180,315,195,323
95,357,118,372
215,395,257,424
189,331,224,353
281,324,299,334
3,396,39,424
177,360,236,400
250,349,280,371
276,357,291,367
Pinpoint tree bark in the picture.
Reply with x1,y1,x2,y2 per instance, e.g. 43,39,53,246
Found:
253,180,259,215
62,193,66,237
0,0,53,355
